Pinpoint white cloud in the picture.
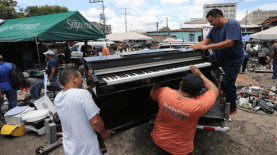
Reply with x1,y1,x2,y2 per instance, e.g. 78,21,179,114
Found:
144,9,163,16
116,0,129,5
161,0,190,5
87,8,101,17
79,10,99,22
131,0,144,7
188,5,203,13
194,0,225,5
255,3,277,10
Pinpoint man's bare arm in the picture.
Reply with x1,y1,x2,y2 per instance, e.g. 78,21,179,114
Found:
206,40,234,50
186,38,212,49
90,114,115,140
150,83,161,97
0,87,3,100
50,67,55,77
190,66,219,97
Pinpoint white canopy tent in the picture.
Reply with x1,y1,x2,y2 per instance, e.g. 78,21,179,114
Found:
250,26,277,40
106,32,154,42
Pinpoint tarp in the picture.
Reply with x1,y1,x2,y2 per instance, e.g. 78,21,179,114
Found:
242,35,249,40
249,26,277,40
0,11,105,42
106,32,153,42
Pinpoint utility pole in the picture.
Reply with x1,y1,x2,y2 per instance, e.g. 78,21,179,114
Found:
245,10,248,33
166,17,170,37
121,7,129,32
156,22,158,35
89,0,106,34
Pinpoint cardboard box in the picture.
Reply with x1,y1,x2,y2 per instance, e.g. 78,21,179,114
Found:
1,124,27,136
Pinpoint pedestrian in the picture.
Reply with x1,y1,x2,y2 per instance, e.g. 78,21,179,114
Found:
54,66,115,155
81,41,91,53
258,42,269,65
246,42,253,57
186,9,244,115
242,51,249,73
102,45,110,56
110,46,118,55
43,51,59,85
22,72,44,100
64,43,72,64
83,47,91,57
150,66,218,155
0,55,18,120
269,40,277,79
90,47,98,57
78,65,95,91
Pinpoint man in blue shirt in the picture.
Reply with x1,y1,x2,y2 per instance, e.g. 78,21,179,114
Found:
0,55,18,120
187,9,244,115
43,51,59,85
242,51,249,73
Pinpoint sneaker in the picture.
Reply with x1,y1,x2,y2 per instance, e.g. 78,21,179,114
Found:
221,109,238,116
269,78,276,80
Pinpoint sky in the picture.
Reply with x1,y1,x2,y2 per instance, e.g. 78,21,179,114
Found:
16,0,277,33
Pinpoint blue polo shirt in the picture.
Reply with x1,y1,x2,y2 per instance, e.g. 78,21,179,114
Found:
207,19,244,66
46,58,58,77
0,62,14,91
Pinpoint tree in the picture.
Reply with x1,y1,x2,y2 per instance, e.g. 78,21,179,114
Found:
24,5,69,17
0,0,18,19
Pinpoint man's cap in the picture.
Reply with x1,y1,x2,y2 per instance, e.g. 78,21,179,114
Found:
270,40,276,44
78,65,85,73
181,73,204,95
43,51,55,55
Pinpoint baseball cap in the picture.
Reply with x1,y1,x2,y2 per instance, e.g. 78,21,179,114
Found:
181,73,204,95
43,51,55,55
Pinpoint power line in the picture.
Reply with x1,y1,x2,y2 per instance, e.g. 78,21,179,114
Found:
121,7,130,32
89,0,106,34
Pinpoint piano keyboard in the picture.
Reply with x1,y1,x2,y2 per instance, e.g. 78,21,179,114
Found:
100,62,211,86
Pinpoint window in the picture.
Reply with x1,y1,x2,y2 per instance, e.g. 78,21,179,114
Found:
206,6,210,8
233,9,235,12
218,6,222,8
189,34,195,42
224,10,228,13
212,6,216,8
225,14,228,17
230,10,232,12
231,5,235,7
72,45,79,51
206,11,208,13
230,14,234,17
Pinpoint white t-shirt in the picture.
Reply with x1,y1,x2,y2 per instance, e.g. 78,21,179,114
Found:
246,44,253,52
54,89,101,155
259,47,269,57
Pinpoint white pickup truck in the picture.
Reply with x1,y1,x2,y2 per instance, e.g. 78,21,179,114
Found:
71,41,116,59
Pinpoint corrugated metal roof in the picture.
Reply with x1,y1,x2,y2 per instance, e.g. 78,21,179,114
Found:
106,32,154,41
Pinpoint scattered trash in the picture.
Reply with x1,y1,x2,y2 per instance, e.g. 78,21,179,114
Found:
264,136,269,140
233,126,240,131
260,73,267,76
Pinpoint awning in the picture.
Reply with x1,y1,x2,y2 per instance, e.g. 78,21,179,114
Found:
0,11,105,42
249,26,277,40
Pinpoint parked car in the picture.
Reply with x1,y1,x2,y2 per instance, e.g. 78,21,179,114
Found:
157,41,198,49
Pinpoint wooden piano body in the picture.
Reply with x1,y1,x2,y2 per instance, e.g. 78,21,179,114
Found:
84,48,225,133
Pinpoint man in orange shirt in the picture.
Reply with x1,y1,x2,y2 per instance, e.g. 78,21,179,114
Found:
102,45,110,56
150,66,219,155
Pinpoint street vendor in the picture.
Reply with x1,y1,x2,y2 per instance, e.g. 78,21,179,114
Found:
258,42,269,65
42,51,59,85
186,9,244,115
269,40,277,79
22,72,44,100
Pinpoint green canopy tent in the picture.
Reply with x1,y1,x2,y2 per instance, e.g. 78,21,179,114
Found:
0,11,105,69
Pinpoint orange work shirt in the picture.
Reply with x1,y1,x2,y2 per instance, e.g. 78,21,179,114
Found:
102,47,110,56
150,87,216,155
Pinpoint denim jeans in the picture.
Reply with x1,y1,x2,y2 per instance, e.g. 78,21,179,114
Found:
0,88,18,118
242,55,249,72
272,62,277,79
204,65,240,111
30,79,44,100
51,76,59,86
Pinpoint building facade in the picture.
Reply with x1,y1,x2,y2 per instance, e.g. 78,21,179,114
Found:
240,10,277,25
203,3,237,21
90,22,111,34
146,29,202,42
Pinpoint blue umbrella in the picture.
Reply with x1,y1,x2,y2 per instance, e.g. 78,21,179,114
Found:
242,35,249,40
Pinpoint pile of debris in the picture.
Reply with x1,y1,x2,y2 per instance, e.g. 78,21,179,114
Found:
247,58,273,73
237,85,277,114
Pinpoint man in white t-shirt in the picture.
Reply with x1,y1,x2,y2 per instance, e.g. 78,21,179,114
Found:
259,42,269,65
54,66,115,155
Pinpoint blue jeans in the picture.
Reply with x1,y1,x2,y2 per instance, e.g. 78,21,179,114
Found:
222,65,241,111
242,55,249,72
30,79,44,100
272,62,277,79
0,88,18,118
204,65,240,111
51,76,59,86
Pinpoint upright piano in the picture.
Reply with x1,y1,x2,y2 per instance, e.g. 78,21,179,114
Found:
84,48,224,133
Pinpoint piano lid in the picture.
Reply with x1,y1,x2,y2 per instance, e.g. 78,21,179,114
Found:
120,48,177,56
83,48,180,63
